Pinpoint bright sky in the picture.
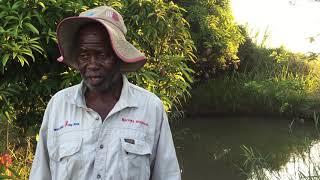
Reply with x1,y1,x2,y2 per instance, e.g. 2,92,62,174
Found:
231,0,320,53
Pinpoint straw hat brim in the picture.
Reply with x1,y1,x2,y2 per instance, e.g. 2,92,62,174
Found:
57,17,147,72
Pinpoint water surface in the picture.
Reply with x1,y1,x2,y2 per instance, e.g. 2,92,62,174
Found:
173,116,318,180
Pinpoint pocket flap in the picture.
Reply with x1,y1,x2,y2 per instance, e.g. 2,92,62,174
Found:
121,138,152,155
49,139,82,162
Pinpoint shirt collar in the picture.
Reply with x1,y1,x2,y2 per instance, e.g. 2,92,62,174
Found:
72,75,138,109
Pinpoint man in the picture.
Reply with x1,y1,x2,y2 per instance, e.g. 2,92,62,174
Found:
30,6,181,180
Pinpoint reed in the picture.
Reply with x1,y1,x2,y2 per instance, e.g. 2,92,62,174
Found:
239,114,320,180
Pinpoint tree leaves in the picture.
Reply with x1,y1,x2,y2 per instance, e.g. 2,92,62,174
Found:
0,0,197,130
179,0,245,77
24,23,39,34
1,54,9,66
121,0,196,112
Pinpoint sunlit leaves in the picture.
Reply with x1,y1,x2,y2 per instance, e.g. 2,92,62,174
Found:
178,0,245,77
24,23,39,35
0,0,196,126
0,0,45,69
1,54,9,66
115,0,196,113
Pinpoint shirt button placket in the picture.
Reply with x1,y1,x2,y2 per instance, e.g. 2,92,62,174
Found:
93,114,108,179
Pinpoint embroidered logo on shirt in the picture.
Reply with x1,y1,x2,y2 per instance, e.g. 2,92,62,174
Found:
54,121,80,131
122,118,149,127
64,120,68,127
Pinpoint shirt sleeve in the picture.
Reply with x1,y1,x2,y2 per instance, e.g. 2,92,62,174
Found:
150,106,181,180
29,99,52,180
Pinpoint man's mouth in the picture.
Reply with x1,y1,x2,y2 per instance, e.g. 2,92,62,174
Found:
87,76,103,83
90,77,101,81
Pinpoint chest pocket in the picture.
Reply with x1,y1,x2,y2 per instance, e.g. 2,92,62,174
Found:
48,139,83,180
119,138,152,180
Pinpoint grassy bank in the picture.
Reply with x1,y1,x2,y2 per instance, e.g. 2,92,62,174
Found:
186,45,320,118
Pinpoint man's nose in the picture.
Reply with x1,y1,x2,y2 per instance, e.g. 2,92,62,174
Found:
87,54,99,67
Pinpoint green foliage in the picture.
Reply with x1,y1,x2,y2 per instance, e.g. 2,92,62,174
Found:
240,145,270,179
187,25,320,117
243,78,310,114
0,0,90,131
0,0,196,177
0,0,196,122
121,0,195,111
176,0,244,78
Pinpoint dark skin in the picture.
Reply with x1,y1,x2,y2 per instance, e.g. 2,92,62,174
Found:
76,24,123,120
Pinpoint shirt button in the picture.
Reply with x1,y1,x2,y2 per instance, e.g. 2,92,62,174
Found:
97,174,101,179
100,144,104,149
95,117,99,121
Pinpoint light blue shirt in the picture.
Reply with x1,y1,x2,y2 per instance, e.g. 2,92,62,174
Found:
29,75,181,180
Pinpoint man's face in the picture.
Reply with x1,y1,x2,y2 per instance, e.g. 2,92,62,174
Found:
76,25,120,91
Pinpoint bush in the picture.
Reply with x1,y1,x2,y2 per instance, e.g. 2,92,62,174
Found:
175,0,245,79
186,27,320,117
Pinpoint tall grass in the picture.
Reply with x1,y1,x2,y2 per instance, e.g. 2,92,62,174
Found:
186,32,320,117
241,137,320,180
240,114,320,180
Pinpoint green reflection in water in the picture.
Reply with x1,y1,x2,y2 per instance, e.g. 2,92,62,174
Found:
245,140,320,180
173,116,318,180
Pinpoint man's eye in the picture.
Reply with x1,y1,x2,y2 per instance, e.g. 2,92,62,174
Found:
97,53,105,59
79,53,88,59
79,51,89,59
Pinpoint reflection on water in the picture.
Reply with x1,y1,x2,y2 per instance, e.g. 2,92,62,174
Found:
173,116,318,180
254,141,320,180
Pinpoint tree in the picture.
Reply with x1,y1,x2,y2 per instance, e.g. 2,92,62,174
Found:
174,0,244,79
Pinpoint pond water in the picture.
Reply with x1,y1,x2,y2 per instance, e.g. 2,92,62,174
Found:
173,116,320,180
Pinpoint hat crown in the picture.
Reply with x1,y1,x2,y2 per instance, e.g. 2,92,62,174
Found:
79,6,127,34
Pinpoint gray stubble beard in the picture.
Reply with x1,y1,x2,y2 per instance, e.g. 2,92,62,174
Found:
81,62,122,93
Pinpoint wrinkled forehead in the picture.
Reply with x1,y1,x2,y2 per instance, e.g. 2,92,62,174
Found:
76,23,110,45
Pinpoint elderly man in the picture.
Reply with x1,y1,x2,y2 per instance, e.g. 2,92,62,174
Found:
29,6,181,180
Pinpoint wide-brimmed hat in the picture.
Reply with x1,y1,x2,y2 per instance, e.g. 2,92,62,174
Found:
56,6,147,72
